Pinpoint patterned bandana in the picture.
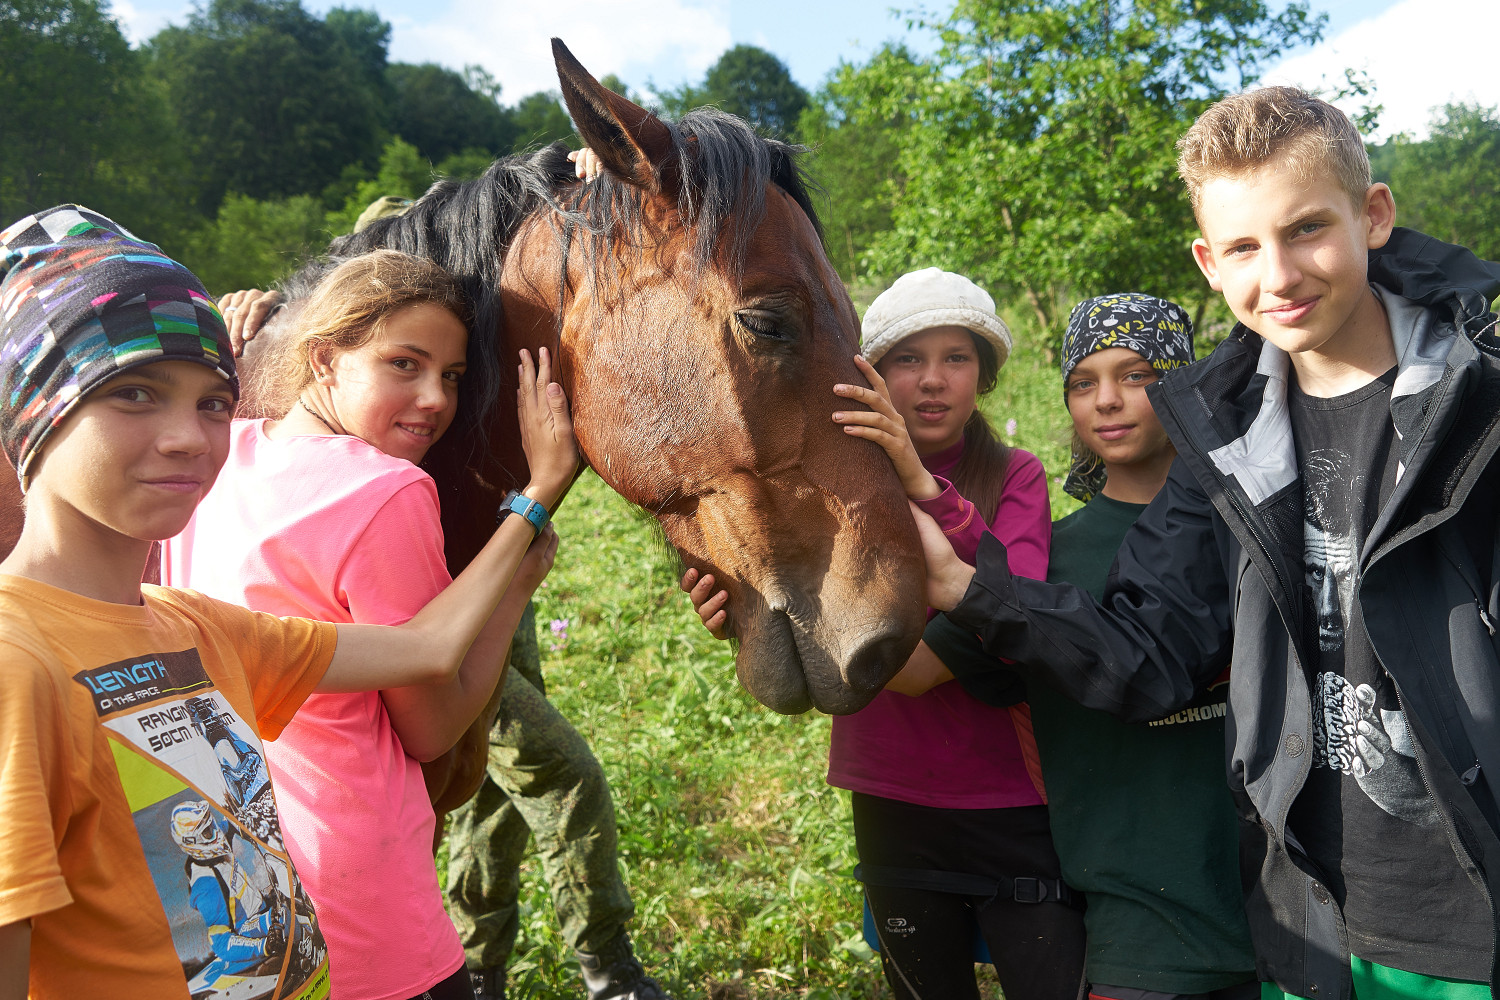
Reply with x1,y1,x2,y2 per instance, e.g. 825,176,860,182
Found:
0,205,236,486
1061,293,1194,501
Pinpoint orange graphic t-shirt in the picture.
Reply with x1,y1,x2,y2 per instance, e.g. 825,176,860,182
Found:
0,577,334,1000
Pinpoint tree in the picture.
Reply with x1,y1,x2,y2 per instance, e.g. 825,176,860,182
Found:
1387,103,1500,262
175,193,328,293
661,45,808,138
324,137,436,234
0,0,139,220
510,91,576,151
145,0,390,213
865,0,1325,337
798,46,921,282
388,62,519,163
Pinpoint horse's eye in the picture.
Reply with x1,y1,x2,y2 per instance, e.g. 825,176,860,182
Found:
736,310,792,342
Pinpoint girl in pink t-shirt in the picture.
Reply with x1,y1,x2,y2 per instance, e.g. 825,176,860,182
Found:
686,269,1084,1000
163,250,560,1000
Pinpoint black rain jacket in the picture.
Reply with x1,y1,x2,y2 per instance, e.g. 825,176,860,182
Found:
945,229,1500,998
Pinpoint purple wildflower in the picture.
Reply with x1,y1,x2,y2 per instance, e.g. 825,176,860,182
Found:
549,618,570,651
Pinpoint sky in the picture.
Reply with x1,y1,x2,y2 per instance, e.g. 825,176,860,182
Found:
111,0,1499,141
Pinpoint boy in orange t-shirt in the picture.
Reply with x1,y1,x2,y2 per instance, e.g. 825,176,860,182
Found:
0,205,578,1000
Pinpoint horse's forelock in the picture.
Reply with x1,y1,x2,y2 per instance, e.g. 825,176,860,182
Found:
558,108,822,292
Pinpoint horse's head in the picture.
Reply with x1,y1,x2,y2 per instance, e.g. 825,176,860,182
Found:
491,41,926,714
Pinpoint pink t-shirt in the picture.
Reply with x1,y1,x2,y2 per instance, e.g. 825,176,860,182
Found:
161,418,465,1000
826,441,1052,809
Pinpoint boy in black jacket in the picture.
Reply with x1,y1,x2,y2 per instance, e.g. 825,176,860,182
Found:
911,87,1500,1000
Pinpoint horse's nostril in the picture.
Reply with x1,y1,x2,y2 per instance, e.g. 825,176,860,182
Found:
841,626,912,693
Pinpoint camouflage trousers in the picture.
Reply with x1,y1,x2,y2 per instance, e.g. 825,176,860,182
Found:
445,607,635,966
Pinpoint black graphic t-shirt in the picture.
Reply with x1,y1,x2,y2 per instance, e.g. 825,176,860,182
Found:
1286,367,1491,977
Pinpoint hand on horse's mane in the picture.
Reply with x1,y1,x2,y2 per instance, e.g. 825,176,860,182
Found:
681,567,730,640
568,147,603,183
218,288,284,357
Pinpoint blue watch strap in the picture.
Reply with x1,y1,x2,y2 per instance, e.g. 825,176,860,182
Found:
499,490,549,535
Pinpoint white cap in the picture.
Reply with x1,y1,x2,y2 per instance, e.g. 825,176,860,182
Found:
860,267,1012,367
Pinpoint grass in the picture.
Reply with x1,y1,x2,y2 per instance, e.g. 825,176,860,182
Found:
489,470,889,998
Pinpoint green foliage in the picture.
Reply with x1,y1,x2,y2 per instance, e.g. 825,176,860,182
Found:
799,47,920,282
0,0,156,224
863,0,1324,343
145,0,390,212
388,62,519,163
512,91,577,151
175,192,327,294
660,45,809,139
598,73,642,106
1386,103,1500,261
437,149,503,183
174,135,451,293
1323,67,1383,138
325,136,437,235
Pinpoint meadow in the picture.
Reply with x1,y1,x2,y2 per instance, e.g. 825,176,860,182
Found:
451,307,1089,1000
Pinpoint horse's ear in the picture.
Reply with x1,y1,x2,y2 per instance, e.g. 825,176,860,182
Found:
552,38,677,194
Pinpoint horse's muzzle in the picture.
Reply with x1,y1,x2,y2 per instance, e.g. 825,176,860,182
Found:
733,605,917,715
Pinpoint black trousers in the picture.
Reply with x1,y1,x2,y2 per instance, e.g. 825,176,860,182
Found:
853,793,1086,1000
401,964,475,1000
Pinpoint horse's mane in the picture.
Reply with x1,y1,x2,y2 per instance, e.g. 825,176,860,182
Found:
281,107,822,446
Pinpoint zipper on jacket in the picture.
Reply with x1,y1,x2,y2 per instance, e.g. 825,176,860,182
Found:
1223,487,1295,608
1480,605,1496,636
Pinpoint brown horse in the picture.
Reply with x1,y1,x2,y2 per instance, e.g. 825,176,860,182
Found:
0,41,929,818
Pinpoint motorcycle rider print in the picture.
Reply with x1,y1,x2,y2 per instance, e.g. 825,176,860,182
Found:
184,694,281,848
169,798,327,997
85,645,333,999
1301,445,1440,827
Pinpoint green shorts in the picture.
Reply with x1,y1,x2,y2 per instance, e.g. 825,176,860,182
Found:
1261,955,1488,1000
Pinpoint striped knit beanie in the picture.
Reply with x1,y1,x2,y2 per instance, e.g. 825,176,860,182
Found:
0,205,236,486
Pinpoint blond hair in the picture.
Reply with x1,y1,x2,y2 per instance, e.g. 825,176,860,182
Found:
255,250,469,416
1176,86,1371,220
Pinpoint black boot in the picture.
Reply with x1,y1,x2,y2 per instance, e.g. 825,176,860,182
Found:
469,965,506,1000
575,932,672,1000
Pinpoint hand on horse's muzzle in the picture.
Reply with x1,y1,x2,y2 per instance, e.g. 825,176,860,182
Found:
681,567,730,640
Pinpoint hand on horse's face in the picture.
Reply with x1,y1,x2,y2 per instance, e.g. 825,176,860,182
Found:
909,501,975,612
832,355,942,502
681,567,729,640
217,289,284,357
515,347,579,505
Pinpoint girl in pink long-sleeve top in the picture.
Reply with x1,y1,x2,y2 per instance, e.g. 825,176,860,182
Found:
688,268,1084,1000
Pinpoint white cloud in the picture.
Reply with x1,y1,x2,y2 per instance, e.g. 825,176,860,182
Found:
1262,0,1500,141
387,0,733,103
110,0,193,45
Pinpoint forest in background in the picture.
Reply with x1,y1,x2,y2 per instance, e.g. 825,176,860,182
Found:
6,0,1499,346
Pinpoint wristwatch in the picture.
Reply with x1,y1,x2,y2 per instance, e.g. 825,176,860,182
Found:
497,489,549,536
